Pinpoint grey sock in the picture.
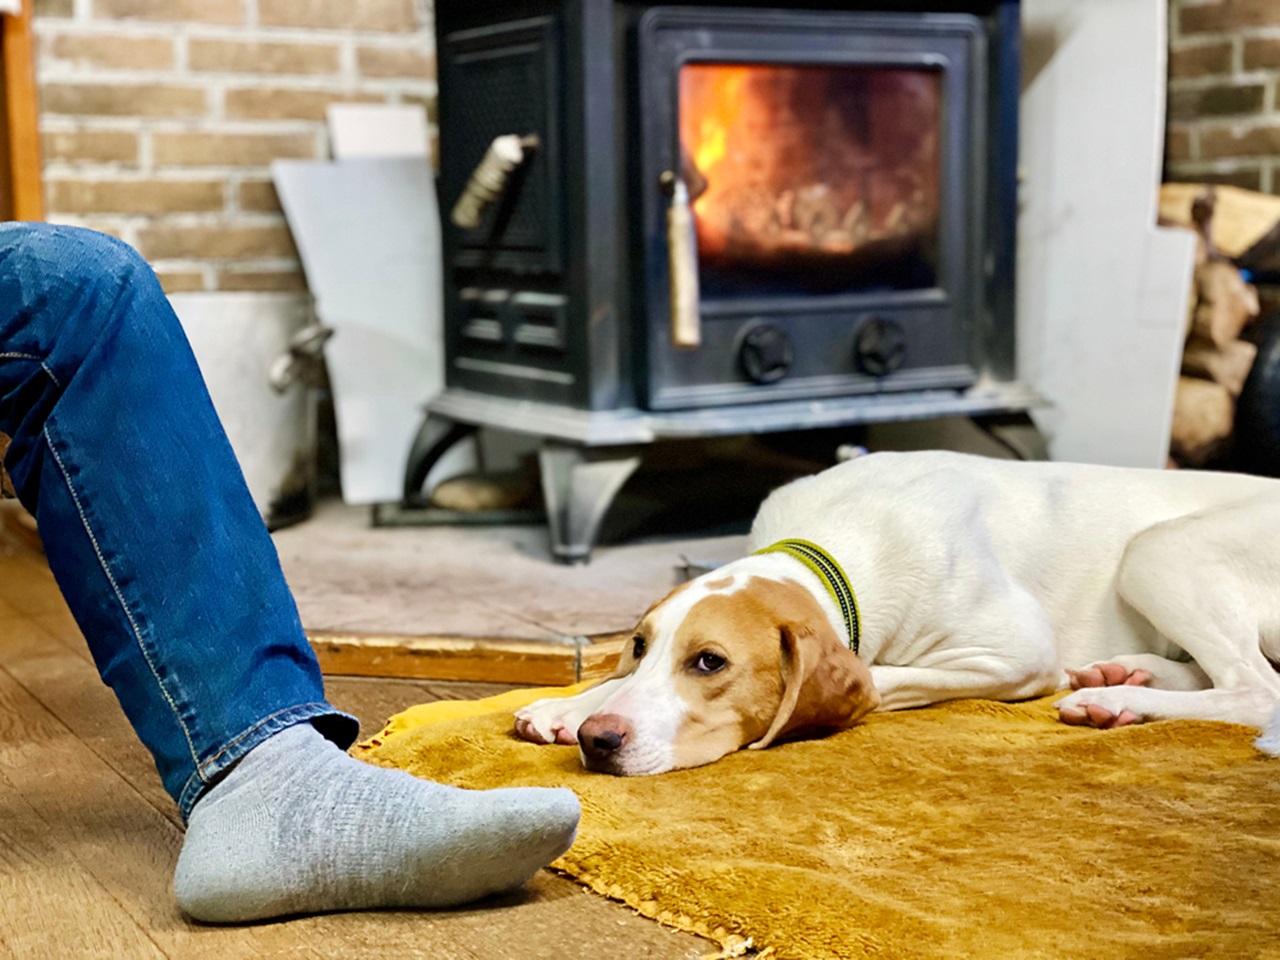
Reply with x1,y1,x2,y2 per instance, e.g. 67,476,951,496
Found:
174,723,580,923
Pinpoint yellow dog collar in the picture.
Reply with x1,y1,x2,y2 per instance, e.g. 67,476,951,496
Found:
752,538,861,654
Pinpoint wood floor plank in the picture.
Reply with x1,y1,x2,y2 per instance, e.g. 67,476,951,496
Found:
0,616,182,825
0,774,170,959
0,670,179,960
0,549,713,959
438,872,709,960
0,620,475,958
34,605,96,665
0,652,499,960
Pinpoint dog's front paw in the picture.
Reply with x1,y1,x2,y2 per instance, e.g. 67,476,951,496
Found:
1066,662,1152,690
514,699,582,746
1054,687,1143,729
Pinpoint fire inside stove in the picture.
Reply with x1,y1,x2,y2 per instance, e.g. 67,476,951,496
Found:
679,62,943,297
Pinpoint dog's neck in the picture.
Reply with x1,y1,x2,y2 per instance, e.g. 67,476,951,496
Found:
724,543,899,663
751,539,861,652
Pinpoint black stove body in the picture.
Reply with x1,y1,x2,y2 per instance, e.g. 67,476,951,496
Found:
411,0,1030,561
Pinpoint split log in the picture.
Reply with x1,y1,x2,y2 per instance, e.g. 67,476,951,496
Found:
1160,183,1280,258
1191,188,1218,260
430,470,537,512
1192,259,1260,347
1181,338,1258,397
1170,376,1234,465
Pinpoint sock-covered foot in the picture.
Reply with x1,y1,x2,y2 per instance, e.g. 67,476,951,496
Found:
174,723,580,923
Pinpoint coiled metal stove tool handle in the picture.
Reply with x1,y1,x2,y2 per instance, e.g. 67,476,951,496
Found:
661,171,701,349
450,134,540,230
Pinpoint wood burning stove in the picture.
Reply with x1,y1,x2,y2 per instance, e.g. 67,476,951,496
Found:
404,0,1038,562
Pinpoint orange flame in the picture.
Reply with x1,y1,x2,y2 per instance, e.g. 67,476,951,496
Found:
681,65,750,206
677,62,942,267
679,64,765,253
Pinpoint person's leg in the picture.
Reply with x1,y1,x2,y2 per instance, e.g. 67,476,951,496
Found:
0,222,356,812
0,222,578,921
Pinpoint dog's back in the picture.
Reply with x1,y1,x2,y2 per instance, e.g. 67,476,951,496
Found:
750,451,1280,664
752,451,1277,555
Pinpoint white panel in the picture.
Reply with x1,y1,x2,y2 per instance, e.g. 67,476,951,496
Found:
326,104,432,161
273,158,445,504
1018,0,1195,467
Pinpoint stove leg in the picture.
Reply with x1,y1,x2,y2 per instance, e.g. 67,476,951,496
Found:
402,415,478,505
538,441,643,565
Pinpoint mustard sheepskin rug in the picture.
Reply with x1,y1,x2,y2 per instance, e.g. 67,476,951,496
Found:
354,685,1280,960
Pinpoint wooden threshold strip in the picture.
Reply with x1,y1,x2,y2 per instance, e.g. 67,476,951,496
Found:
308,630,625,687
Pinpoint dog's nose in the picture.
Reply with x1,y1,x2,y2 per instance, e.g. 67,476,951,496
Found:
578,714,630,764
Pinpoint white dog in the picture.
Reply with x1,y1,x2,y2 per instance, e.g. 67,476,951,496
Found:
515,451,1280,774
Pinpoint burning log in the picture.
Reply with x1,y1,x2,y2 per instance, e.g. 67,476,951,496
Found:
883,201,908,236
792,184,841,243
840,200,871,244
681,60,941,274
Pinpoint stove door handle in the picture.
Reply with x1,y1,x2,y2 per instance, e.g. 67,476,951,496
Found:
662,171,702,350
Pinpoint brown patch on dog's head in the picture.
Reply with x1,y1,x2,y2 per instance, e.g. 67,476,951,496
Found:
666,577,879,770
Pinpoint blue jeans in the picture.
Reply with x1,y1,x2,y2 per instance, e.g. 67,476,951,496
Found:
0,222,357,819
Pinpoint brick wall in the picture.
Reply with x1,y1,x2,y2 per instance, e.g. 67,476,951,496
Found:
1165,0,1280,194
33,0,437,293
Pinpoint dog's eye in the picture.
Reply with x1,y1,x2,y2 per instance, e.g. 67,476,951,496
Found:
632,636,646,659
693,652,726,675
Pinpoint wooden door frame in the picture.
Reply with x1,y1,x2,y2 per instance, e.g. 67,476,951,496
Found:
0,0,42,221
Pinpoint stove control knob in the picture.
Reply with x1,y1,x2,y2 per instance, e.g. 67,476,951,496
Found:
739,322,793,385
854,317,907,377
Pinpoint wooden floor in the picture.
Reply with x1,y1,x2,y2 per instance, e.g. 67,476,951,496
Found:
0,510,710,959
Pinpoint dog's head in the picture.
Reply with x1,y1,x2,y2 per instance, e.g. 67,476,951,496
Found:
577,570,879,775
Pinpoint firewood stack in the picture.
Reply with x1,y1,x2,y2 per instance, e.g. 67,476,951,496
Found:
1159,185,1280,468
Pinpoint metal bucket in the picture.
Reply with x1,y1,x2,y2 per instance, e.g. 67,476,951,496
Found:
170,292,328,530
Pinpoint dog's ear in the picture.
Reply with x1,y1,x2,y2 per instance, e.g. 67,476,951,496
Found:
749,620,879,750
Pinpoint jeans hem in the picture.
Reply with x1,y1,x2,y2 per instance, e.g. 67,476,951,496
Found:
177,701,360,820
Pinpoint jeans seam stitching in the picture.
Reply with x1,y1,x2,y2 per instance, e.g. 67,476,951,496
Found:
42,423,204,778
0,353,62,389
197,701,331,772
